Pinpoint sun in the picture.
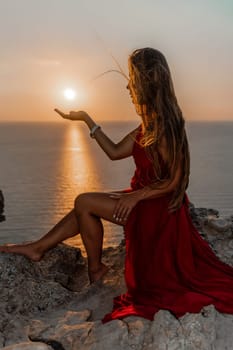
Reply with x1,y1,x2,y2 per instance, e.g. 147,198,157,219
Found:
63,88,76,100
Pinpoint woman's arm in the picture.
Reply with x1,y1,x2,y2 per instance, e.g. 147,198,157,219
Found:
85,114,139,160
54,109,139,160
110,163,182,221
137,155,183,200
138,134,182,197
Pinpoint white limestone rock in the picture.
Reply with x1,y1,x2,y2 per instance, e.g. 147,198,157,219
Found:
0,203,233,349
143,310,184,350
215,312,233,349
204,216,232,234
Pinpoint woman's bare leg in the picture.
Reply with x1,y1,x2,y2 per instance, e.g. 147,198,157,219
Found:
74,192,125,282
0,209,80,261
0,192,125,283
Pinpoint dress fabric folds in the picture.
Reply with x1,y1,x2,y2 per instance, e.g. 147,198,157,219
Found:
102,128,233,323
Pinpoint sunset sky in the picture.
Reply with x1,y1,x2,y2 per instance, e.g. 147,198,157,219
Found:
0,0,232,122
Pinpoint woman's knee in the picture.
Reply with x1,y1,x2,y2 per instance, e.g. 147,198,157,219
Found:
74,193,91,215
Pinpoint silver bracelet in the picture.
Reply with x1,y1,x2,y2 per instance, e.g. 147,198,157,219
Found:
90,124,101,138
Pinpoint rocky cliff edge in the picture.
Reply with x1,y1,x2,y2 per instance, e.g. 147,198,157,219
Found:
0,204,233,350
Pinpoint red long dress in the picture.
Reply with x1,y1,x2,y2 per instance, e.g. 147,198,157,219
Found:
102,128,233,323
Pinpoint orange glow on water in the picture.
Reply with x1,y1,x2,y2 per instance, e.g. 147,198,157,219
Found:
50,124,100,254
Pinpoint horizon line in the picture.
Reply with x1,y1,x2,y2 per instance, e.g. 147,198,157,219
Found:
0,119,233,124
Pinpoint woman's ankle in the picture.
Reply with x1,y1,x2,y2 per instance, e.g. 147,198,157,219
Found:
88,263,109,283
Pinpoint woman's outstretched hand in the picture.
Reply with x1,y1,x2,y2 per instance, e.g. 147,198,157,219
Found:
54,108,90,121
110,191,142,223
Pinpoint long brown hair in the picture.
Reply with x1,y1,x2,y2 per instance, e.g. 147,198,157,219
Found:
129,48,190,211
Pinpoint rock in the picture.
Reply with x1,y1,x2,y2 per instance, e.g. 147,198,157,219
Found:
215,312,233,349
124,316,151,349
0,244,87,316
0,316,30,347
143,310,184,349
0,190,5,222
29,311,94,350
0,203,233,349
179,305,216,349
80,320,129,350
189,204,219,232
205,217,232,233
1,343,53,350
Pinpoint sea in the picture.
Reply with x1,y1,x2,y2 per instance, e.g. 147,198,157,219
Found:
0,121,232,255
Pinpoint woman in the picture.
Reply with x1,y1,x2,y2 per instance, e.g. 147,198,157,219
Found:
1,48,233,323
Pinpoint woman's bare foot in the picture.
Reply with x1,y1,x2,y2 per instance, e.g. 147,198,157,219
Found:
0,243,43,262
88,263,109,284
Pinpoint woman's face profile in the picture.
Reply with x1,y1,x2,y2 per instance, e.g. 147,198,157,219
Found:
127,63,138,105
127,62,144,117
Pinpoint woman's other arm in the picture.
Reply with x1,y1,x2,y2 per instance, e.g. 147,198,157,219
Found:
54,109,139,160
110,135,183,220
139,134,183,198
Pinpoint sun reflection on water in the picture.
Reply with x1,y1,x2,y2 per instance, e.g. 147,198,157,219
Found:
50,123,124,255
66,125,90,186
51,124,100,254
